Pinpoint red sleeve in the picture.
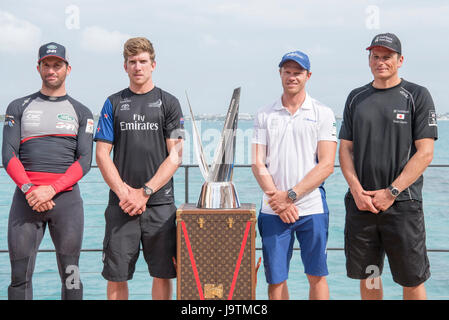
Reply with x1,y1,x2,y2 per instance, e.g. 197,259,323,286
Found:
50,160,83,194
6,155,32,188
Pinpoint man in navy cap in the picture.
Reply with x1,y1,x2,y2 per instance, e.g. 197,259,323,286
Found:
339,33,437,299
252,51,337,299
2,42,93,299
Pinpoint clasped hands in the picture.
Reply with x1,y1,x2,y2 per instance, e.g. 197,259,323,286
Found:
118,182,149,216
352,188,395,214
25,182,149,216
266,190,299,224
25,185,56,213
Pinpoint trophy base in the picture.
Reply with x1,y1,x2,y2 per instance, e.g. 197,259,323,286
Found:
197,181,240,209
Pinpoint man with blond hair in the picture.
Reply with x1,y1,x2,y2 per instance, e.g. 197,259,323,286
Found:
95,37,184,300
252,51,337,300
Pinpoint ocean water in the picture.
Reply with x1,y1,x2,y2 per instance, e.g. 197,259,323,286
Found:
0,119,448,300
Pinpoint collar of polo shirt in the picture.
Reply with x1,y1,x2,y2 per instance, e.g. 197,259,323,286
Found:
274,92,313,113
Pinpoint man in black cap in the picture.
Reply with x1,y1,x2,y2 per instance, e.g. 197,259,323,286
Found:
339,33,437,300
2,42,93,299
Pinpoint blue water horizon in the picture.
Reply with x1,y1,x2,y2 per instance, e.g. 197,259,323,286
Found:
0,120,448,300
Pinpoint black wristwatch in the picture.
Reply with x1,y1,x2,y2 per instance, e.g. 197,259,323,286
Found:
143,185,154,197
387,185,400,198
21,183,34,194
287,188,297,202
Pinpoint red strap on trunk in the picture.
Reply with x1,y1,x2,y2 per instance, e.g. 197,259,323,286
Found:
181,221,204,300
228,221,252,300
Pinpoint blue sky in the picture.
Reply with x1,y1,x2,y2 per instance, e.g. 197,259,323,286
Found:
1,0,448,116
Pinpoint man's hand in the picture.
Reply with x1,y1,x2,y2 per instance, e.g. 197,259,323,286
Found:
267,190,299,223
266,190,291,214
26,185,56,211
35,200,56,213
277,203,299,224
363,189,395,212
351,188,380,214
119,183,148,216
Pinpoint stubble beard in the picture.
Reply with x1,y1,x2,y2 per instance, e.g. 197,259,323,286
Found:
41,74,66,91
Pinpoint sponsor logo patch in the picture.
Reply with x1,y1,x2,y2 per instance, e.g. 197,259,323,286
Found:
331,122,337,136
86,119,94,134
120,103,130,111
57,113,76,122
393,108,408,124
428,110,437,127
56,122,76,131
22,98,30,106
148,99,162,108
120,114,159,131
180,117,185,129
4,115,15,127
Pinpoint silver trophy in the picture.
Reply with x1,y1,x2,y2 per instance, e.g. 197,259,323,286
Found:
186,88,241,209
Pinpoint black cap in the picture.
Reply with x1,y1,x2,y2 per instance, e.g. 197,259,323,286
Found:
38,42,69,64
366,33,401,55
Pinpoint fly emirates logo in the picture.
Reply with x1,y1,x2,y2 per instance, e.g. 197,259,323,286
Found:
120,114,159,131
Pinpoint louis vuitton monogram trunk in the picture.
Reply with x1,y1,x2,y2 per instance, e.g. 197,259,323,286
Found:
176,203,257,300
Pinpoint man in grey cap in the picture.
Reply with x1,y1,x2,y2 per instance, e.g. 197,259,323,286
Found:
2,42,93,299
339,33,437,299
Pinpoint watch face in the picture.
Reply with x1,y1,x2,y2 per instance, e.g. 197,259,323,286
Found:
389,186,399,197
288,189,296,201
144,186,153,196
21,183,32,193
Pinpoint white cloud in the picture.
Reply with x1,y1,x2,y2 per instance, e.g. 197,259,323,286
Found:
192,1,449,30
201,34,220,47
199,0,354,28
0,11,42,52
381,4,449,28
81,26,131,53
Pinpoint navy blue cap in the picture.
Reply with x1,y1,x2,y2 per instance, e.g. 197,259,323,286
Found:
38,42,69,64
278,50,310,71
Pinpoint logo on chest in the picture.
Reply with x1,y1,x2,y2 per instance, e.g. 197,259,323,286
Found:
393,108,409,124
120,113,159,131
120,103,130,111
57,113,76,122
148,99,162,108
55,113,77,132
56,122,77,131
23,110,43,127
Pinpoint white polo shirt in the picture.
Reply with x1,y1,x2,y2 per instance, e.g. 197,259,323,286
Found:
252,93,337,216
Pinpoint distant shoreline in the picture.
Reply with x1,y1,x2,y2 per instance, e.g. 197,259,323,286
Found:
2,114,449,121
0,113,339,121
